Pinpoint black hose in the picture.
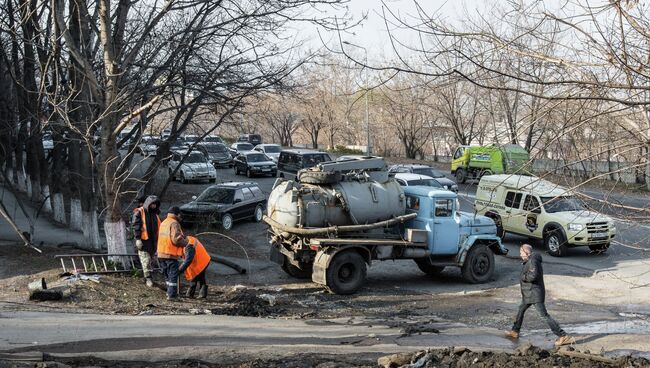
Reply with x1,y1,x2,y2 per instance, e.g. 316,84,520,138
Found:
262,213,417,235
211,255,246,274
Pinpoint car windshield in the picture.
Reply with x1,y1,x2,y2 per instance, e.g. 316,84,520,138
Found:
196,188,234,203
408,179,443,188
303,154,331,167
237,143,253,151
204,136,223,143
540,196,584,213
204,144,227,153
263,145,281,153
247,153,268,162
412,167,444,178
186,153,207,163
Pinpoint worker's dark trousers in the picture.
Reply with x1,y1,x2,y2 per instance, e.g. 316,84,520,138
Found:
512,302,566,336
187,268,208,298
160,259,179,298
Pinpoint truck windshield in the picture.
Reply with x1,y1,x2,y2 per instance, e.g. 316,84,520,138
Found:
196,188,234,203
413,167,445,178
408,179,442,188
540,196,584,213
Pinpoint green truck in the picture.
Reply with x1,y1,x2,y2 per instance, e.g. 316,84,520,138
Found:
451,144,530,183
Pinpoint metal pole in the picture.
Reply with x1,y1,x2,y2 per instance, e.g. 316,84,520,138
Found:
365,51,370,156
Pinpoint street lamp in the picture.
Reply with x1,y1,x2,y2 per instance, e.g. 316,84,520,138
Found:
342,41,371,156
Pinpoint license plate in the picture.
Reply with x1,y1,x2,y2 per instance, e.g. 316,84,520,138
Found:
262,169,270,172
591,232,608,239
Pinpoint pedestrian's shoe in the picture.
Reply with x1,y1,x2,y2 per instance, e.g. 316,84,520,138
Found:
504,330,519,339
198,285,208,299
145,278,154,288
554,335,573,347
185,285,196,299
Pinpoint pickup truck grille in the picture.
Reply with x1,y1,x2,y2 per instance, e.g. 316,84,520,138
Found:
586,222,608,233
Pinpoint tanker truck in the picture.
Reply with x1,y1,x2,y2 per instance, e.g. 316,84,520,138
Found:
263,157,508,295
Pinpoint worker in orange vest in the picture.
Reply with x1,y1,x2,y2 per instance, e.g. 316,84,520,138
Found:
157,206,187,300
131,195,161,287
178,235,212,298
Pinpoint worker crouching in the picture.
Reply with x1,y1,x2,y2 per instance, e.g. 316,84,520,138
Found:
179,235,211,298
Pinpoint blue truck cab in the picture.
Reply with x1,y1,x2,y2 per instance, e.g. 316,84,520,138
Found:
403,186,508,283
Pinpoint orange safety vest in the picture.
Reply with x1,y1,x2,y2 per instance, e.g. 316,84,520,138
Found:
137,207,161,241
184,236,211,280
157,216,185,257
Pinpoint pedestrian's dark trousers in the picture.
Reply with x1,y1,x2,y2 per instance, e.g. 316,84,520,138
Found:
190,270,207,290
160,259,179,298
512,302,566,336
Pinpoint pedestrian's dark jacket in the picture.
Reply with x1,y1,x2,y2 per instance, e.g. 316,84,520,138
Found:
520,252,545,304
131,195,161,255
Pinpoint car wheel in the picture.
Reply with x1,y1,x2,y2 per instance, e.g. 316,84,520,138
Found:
544,229,568,257
246,169,252,178
325,250,366,295
589,243,610,254
180,172,188,184
168,169,174,181
461,244,494,284
455,168,467,184
221,213,234,231
253,204,264,222
414,256,445,276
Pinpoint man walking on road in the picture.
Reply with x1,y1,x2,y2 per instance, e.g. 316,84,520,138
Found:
131,195,161,287
157,206,187,300
505,244,573,346
178,235,212,299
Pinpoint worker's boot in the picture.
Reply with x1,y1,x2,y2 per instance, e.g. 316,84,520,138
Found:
145,277,154,288
185,284,196,299
504,330,519,339
198,285,208,299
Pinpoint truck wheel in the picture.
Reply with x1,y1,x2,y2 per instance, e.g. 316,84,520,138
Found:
461,245,494,284
588,243,609,253
414,257,445,276
281,257,312,279
298,170,342,184
544,229,567,257
326,251,366,295
455,168,467,184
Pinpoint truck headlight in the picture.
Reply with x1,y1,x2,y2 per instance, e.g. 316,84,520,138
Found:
568,223,584,231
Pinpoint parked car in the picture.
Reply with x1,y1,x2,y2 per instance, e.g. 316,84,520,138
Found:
237,133,262,146
179,182,266,230
277,149,332,180
229,142,254,157
137,135,160,157
168,150,217,184
204,135,224,144
475,174,616,256
253,144,281,162
233,151,277,177
197,142,233,168
184,134,200,146
393,173,444,189
42,132,54,153
389,164,458,193
161,128,172,140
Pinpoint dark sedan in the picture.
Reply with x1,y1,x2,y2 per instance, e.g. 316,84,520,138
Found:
388,164,458,192
233,152,277,177
179,182,266,231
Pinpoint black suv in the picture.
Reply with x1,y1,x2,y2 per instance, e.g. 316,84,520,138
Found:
179,182,266,230
197,142,233,168
237,133,262,146
233,151,277,177
388,164,459,192
277,149,332,179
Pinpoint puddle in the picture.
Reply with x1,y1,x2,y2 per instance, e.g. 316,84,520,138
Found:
563,319,650,335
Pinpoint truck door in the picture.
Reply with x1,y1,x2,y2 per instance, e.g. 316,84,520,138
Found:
451,146,466,173
431,198,460,255
502,191,523,232
522,194,543,238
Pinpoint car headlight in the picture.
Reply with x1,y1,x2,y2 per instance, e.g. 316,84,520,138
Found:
443,185,448,189
568,223,584,231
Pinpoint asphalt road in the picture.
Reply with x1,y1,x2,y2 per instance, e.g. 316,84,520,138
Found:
168,164,650,276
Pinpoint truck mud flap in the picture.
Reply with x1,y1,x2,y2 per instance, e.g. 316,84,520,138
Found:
311,250,332,286
269,245,284,265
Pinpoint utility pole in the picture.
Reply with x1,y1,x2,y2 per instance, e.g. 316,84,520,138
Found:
343,41,371,155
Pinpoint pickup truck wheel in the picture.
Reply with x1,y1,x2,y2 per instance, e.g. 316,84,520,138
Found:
461,245,494,284
414,256,445,276
544,229,567,257
180,172,188,184
588,243,609,253
326,251,366,295
455,168,467,184
281,257,312,279
221,213,234,231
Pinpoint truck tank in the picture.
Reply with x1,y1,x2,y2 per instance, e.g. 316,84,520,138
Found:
267,158,406,228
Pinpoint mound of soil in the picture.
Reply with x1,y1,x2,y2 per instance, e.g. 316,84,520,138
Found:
210,289,286,317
